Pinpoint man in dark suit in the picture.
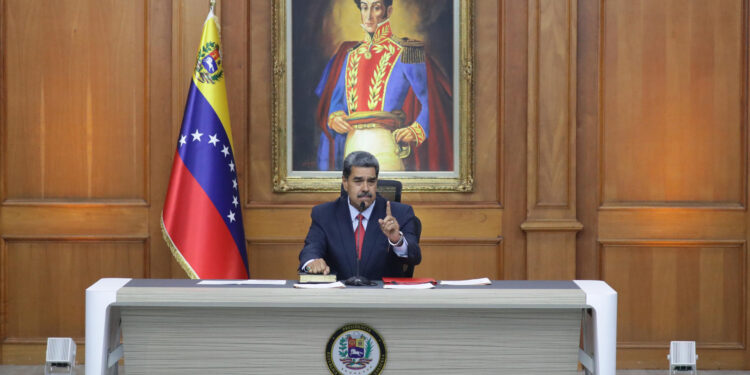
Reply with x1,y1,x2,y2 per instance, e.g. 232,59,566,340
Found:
299,151,421,281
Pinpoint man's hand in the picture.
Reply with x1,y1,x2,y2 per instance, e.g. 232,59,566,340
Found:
378,201,402,244
330,115,353,134
306,258,330,275
393,127,416,143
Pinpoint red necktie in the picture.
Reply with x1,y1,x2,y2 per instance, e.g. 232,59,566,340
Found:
355,214,365,259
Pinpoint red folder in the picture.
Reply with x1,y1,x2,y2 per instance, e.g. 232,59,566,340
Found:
382,277,437,285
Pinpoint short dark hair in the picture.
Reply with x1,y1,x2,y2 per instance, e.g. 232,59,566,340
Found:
342,151,380,179
353,0,393,9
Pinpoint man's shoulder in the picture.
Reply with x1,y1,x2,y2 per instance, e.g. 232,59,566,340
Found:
311,197,344,215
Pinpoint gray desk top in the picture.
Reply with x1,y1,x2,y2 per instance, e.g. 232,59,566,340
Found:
115,279,586,309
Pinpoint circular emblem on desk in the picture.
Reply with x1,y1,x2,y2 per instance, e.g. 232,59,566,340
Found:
325,323,386,375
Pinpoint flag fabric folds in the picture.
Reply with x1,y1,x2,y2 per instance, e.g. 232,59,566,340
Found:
161,8,248,279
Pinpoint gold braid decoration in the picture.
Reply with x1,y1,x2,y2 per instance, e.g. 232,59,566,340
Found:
395,37,425,64
346,49,363,112
400,45,425,64
367,44,396,111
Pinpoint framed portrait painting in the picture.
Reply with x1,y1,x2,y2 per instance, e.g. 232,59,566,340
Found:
272,0,474,191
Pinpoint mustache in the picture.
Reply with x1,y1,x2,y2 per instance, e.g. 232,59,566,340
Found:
357,192,373,198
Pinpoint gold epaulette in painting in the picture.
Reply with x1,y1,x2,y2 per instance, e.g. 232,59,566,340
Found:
395,37,424,64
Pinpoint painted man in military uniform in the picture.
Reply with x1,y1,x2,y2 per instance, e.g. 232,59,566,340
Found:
315,0,452,172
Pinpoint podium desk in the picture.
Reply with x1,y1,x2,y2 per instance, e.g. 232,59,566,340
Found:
86,279,616,375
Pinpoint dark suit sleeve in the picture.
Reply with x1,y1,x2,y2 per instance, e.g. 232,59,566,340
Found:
393,204,421,266
298,206,327,270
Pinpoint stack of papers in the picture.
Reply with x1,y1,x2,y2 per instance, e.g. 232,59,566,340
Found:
439,278,492,286
293,281,346,289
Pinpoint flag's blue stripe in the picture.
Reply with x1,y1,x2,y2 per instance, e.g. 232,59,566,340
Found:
176,82,248,270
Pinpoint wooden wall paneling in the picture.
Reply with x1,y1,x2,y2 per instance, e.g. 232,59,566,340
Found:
601,241,747,368
148,0,175,278
0,206,147,238
592,0,750,368
502,0,529,280
575,0,600,280
474,0,503,279
416,240,502,280
601,241,745,348
599,209,746,241
247,0,277,204
600,0,745,207
0,0,4,352
522,0,581,280
2,238,147,364
1,0,153,364
747,1,750,368
4,0,147,201
247,242,301,280
474,0,501,204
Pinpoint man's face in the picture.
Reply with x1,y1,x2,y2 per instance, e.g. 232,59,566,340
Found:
342,166,378,210
359,0,392,34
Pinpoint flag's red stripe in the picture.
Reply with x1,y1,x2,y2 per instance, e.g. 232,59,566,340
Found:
163,152,248,279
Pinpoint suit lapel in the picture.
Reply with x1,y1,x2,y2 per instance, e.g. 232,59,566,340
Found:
335,197,358,273
360,196,385,271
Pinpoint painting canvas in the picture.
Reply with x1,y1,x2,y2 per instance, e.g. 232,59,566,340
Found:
273,0,473,191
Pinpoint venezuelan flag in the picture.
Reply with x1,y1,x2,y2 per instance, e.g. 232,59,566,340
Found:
161,7,248,279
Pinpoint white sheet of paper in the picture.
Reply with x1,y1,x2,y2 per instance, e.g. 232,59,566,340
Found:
439,278,492,286
293,281,346,289
383,283,435,289
198,279,288,285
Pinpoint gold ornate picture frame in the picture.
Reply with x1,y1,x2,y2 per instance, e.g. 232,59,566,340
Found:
272,0,474,192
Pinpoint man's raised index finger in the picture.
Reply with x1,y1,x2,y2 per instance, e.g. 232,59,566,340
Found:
386,201,392,217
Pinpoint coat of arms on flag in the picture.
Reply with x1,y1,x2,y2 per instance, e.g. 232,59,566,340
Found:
161,3,248,280
195,41,223,83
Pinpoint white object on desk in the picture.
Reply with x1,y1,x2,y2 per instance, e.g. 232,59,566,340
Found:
439,277,492,285
293,281,345,289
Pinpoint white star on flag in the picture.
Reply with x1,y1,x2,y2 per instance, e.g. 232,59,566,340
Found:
232,179,238,189
229,161,235,172
221,145,230,157
208,134,220,146
232,196,238,207
191,129,203,142
227,210,236,223
179,135,187,147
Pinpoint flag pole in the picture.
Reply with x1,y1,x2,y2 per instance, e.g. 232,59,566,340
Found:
209,0,216,13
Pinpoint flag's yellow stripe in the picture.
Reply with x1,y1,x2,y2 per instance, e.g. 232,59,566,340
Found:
192,15,235,149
